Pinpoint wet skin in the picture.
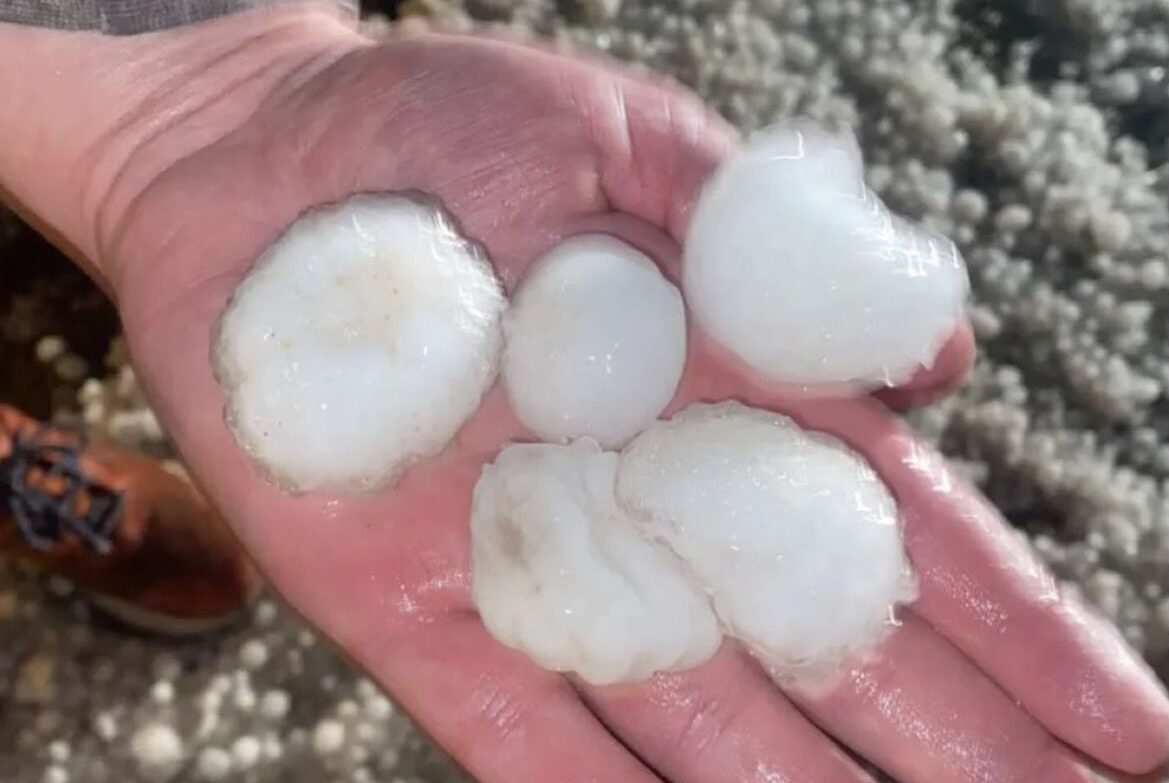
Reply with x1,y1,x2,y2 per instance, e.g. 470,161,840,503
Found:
1,10,1166,783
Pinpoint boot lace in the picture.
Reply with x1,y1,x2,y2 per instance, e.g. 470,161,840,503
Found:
0,425,122,553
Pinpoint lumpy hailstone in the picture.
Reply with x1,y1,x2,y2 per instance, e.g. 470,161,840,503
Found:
470,440,721,685
618,402,916,678
472,402,914,685
502,234,686,448
684,122,969,388
212,194,505,493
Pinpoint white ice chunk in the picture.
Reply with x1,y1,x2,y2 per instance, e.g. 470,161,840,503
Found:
212,194,505,493
617,401,915,680
684,121,969,388
502,234,686,448
470,440,722,685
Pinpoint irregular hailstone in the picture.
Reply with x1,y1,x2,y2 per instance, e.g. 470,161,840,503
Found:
616,401,916,680
212,194,505,493
502,234,686,448
470,440,722,685
683,121,969,389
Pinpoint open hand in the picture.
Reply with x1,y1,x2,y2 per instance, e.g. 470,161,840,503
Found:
8,10,1167,782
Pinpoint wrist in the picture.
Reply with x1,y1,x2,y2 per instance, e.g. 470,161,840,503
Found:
0,2,367,290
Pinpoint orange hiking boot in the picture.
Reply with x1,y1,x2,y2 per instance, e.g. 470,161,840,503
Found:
0,403,260,635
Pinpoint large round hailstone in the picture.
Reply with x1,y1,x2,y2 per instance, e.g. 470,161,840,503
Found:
617,401,915,679
212,194,505,493
683,121,969,388
502,234,686,448
470,440,721,685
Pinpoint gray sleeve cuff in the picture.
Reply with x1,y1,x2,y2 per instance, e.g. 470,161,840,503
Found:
0,0,359,34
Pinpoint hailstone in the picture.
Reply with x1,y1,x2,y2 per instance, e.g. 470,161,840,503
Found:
617,401,916,680
212,194,505,493
470,439,722,685
684,121,969,389
502,234,686,448
472,402,915,685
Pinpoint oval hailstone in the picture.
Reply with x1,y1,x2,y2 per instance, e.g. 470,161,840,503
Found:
617,401,916,679
502,234,686,448
684,121,969,389
212,194,505,493
470,440,721,685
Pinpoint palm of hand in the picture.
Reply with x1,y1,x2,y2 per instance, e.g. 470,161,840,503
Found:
102,32,1167,783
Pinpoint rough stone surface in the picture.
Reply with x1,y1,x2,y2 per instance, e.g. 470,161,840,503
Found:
2,0,1168,781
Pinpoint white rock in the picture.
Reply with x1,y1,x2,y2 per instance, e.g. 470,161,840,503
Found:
363,694,393,721
684,121,968,388
149,681,174,705
355,679,378,699
114,364,137,400
231,736,262,770
195,747,232,781
34,335,65,364
312,719,346,756
47,740,70,764
212,194,506,493
617,402,915,679
129,723,184,781
994,204,1033,233
258,689,291,721
232,683,257,712
470,440,721,685
253,601,277,626
503,234,686,447
92,712,118,742
78,378,105,405
239,640,269,670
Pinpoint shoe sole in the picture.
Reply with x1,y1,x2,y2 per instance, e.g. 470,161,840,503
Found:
88,585,263,638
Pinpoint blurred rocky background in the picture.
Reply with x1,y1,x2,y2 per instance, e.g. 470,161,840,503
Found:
1,0,1167,781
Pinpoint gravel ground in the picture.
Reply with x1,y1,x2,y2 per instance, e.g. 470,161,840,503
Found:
2,0,1169,781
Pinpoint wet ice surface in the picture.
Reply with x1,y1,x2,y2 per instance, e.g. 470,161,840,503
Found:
212,194,505,494
470,440,721,684
502,234,686,447
618,402,915,680
684,123,969,389
472,403,915,685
